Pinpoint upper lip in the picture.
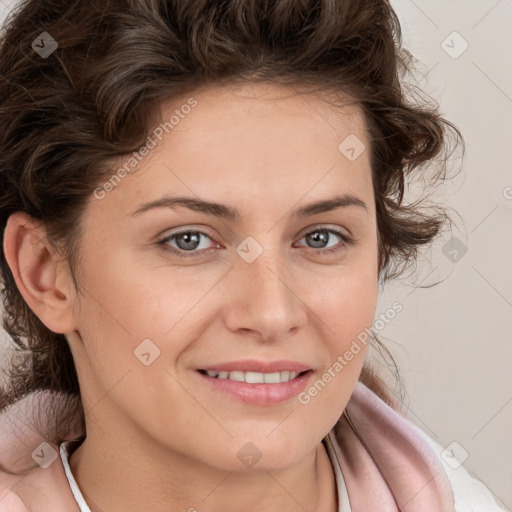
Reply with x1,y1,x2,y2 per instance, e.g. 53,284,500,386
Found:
198,359,311,373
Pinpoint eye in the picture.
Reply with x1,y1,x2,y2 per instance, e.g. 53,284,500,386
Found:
294,228,353,255
157,226,354,259
158,229,218,258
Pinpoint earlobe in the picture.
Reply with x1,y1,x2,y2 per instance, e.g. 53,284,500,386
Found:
3,211,77,334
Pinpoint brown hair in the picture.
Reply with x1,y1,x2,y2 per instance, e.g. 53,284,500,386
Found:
0,0,463,445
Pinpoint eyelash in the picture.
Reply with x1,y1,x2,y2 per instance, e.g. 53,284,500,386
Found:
157,227,355,259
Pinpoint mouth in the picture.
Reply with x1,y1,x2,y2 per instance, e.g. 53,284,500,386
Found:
195,368,314,405
197,368,311,384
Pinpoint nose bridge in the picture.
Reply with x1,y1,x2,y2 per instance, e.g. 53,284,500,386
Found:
247,248,287,298
226,234,307,338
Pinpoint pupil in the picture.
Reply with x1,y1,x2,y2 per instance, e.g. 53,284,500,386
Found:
308,230,328,248
177,232,200,250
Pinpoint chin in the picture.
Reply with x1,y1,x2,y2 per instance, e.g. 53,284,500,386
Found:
207,438,310,474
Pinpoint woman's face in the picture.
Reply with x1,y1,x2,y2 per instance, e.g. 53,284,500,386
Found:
65,82,379,472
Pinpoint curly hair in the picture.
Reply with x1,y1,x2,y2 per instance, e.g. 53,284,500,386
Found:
0,0,463,444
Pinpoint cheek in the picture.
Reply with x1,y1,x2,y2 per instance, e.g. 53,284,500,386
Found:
289,263,378,417
73,245,194,347
305,261,379,346
70,245,227,412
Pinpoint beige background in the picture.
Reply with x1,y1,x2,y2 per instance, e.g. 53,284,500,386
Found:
376,1,512,509
1,0,511,508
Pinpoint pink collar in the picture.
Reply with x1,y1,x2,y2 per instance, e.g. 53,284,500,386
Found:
1,383,455,510
325,382,455,511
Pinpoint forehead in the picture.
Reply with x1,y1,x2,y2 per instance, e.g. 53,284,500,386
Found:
161,82,367,159
89,82,374,221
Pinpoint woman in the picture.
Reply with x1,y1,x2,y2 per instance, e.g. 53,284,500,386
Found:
0,0,505,510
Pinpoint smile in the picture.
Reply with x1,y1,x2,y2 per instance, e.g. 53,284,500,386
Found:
196,369,314,405
198,369,306,383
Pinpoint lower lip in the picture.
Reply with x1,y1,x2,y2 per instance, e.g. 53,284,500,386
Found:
195,370,314,405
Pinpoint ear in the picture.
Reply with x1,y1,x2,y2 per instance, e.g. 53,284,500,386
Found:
3,211,77,334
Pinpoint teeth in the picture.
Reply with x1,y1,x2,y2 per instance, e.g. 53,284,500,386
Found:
203,370,301,383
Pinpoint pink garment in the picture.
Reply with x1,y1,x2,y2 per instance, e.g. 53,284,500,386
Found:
331,382,455,510
0,382,455,510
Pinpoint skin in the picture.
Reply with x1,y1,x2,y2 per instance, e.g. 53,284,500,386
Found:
3,82,379,512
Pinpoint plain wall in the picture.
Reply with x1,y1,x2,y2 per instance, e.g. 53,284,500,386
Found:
376,1,512,508
0,0,511,509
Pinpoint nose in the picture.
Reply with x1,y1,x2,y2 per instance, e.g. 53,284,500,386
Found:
222,242,308,342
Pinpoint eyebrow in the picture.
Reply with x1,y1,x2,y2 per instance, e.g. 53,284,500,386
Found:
130,193,367,220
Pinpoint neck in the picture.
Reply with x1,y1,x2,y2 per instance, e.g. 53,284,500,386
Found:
68,419,338,512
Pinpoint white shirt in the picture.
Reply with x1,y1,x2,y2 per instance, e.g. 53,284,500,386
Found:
60,442,91,512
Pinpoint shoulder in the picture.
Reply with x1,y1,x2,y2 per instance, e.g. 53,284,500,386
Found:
0,391,82,512
406,419,507,512
343,382,507,511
